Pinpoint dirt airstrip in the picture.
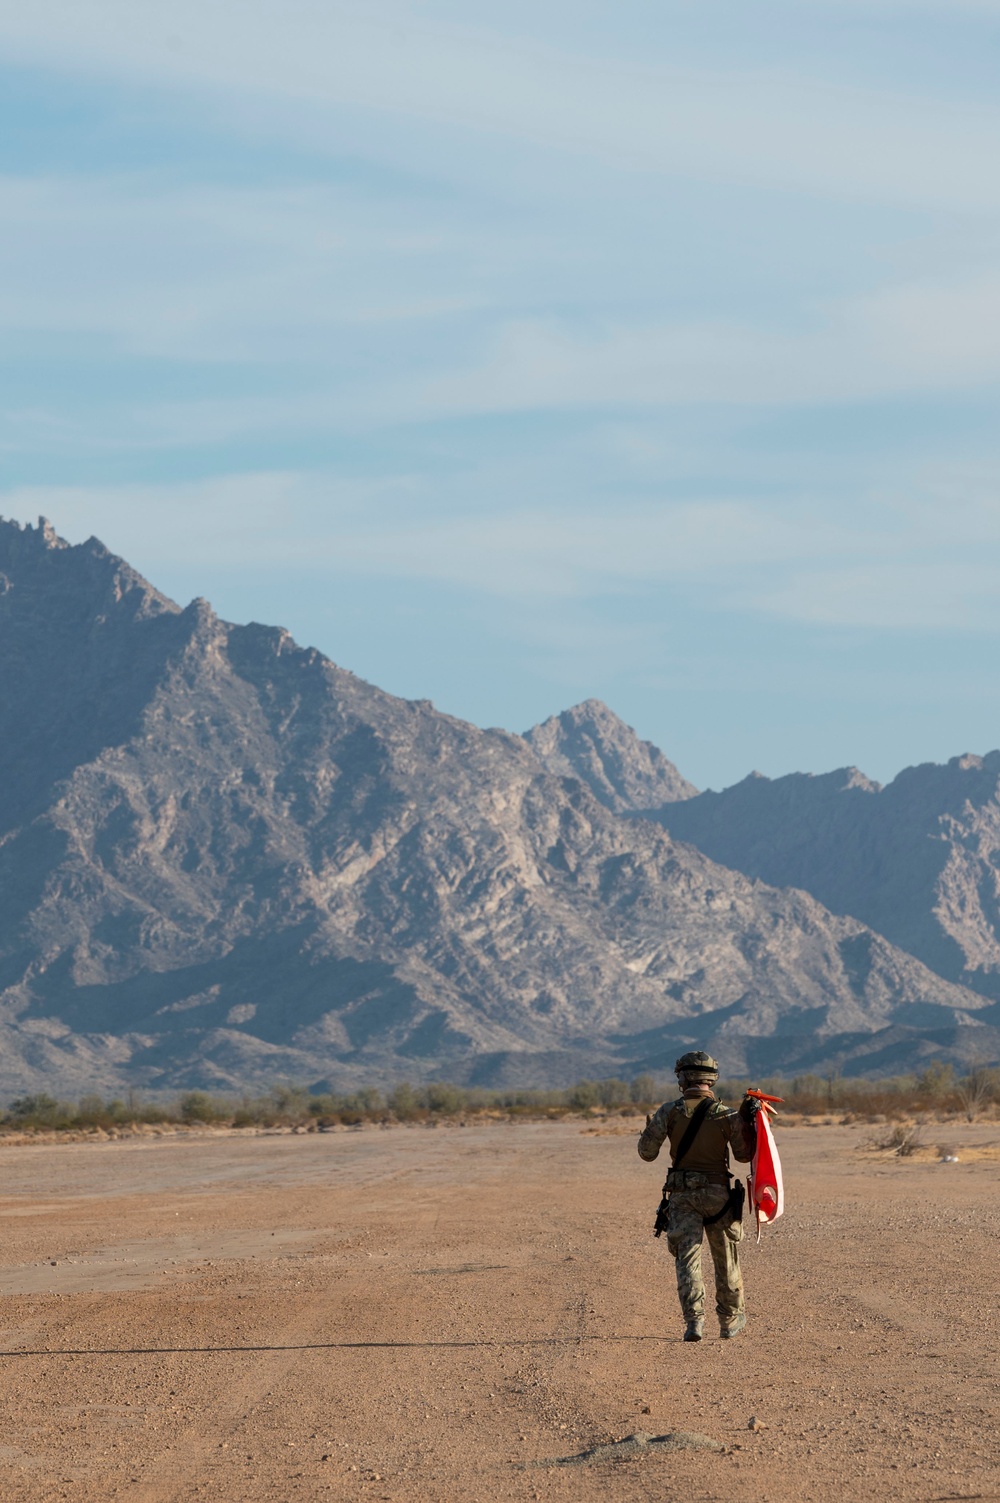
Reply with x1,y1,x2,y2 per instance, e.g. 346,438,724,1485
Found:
0,1118,997,1503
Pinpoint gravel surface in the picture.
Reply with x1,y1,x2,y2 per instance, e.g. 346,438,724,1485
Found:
0,1119,997,1501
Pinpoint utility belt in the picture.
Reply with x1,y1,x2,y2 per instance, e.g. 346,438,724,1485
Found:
664,1168,731,1190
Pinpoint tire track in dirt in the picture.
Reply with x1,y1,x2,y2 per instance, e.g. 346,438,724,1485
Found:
114,1282,350,1503
1,1124,999,1503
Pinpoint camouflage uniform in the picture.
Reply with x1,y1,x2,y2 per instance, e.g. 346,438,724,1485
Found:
639,1095,753,1329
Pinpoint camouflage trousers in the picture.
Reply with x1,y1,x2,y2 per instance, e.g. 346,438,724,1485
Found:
665,1185,744,1324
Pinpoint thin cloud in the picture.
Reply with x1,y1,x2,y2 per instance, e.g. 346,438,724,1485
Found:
748,563,1000,630
3,2,1000,212
7,475,1000,634
0,175,483,361
4,255,999,452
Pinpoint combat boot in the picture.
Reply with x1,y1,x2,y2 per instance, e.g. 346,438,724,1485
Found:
683,1320,704,1342
719,1310,746,1340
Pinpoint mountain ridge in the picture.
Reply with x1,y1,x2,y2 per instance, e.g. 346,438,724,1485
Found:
0,515,995,1093
652,752,1000,1006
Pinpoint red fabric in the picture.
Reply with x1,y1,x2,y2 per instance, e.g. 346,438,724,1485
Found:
749,1108,784,1227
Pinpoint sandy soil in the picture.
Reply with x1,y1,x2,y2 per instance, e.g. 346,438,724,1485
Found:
0,1118,997,1503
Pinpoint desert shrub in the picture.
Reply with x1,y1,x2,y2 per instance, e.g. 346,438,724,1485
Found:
917,1061,955,1101
868,1122,922,1155
9,1093,58,1118
780,1075,821,1113
353,1086,383,1113
711,1071,987,1120
424,1082,464,1114
567,1080,601,1109
495,1088,561,1111
893,1125,923,1156
75,1094,112,1127
596,1077,631,1108
308,1094,337,1117
179,1091,221,1124
389,1082,420,1120
138,1101,174,1124
7,1093,66,1128
269,1084,311,1121
955,1066,998,1122
629,1075,657,1105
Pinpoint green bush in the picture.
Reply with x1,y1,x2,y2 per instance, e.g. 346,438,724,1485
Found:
138,1101,174,1124
179,1091,220,1124
389,1083,419,1119
269,1084,310,1120
629,1075,657,1105
8,1093,64,1127
424,1082,464,1114
74,1094,109,1126
596,1077,630,1108
917,1061,955,1099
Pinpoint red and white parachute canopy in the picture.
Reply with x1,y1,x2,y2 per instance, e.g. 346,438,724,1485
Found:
746,1090,784,1240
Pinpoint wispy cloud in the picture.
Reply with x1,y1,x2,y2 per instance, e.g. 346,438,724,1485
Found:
0,174,482,361
3,2,1000,212
748,562,1000,630
369,274,1000,420
3,198,999,450
7,471,1000,634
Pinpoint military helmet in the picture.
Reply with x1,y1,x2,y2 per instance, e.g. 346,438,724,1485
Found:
674,1050,719,1082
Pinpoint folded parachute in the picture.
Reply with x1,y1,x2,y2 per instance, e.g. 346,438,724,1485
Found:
746,1089,784,1239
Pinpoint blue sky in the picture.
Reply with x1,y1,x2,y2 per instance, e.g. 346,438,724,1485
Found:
3,0,1000,790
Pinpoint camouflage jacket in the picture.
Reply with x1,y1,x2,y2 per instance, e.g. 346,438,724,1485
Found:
637,1094,753,1174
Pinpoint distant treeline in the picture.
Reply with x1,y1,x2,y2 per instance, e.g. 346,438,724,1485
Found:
1,1061,998,1134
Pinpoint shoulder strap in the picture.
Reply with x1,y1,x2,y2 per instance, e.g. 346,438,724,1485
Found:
672,1098,712,1169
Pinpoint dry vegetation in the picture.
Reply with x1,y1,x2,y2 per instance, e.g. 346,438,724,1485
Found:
2,1060,997,1138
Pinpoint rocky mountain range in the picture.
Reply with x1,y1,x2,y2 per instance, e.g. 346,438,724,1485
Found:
652,759,1000,1003
0,515,996,1095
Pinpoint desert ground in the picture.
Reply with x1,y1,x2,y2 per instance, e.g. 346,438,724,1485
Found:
0,1116,996,1503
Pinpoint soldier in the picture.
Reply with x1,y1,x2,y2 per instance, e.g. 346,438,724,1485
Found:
637,1051,758,1342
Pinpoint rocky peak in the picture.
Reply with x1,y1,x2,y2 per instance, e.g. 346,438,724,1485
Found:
0,515,68,554
949,750,1000,776
524,698,696,813
0,519,187,830
0,516,179,620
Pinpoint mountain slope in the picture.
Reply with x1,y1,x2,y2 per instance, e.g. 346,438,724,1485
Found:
0,516,994,1094
655,757,1000,1002
524,699,697,812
